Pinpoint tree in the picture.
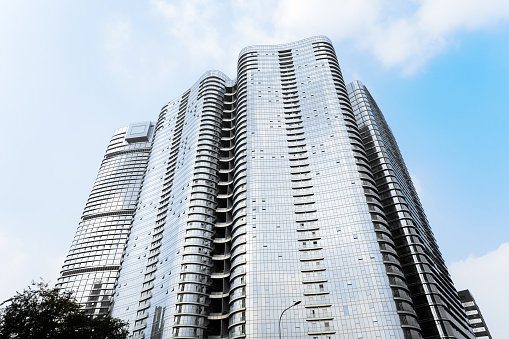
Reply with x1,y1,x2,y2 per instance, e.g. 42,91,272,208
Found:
0,281,129,339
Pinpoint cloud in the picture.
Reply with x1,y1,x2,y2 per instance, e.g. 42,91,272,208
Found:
150,0,509,75
417,0,509,35
270,0,509,74
449,242,509,338
150,0,225,66
102,0,509,87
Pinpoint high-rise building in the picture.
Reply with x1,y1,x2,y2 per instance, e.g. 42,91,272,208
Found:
57,36,474,339
346,82,474,339
458,290,492,338
57,122,154,317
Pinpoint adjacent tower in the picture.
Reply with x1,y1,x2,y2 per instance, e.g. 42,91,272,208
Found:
57,122,154,317
347,81,474,338
57,36,474,339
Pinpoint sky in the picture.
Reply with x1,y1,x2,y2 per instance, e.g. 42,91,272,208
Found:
0,0,508,336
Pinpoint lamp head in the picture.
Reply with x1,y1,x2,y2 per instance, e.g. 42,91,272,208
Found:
293,300,302,306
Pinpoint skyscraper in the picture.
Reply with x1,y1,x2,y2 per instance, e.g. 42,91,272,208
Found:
57,122,154,317
347,82,474,339
57,36,474,339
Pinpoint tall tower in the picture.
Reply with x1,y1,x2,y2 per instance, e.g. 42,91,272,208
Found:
347,81,474,338
109,71,234,339
223,37,422,339
57,37,474,339
56,121,154,317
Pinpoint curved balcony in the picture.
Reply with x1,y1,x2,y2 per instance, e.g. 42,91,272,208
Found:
306,312,333,321
216,206,233,214
140,282,154,293
208,312,229,320
217,192,233,199
135,311,149,321
213,236,232,244
218,167,234,174
211,271,230,279
143,274,156,283
308,327,335,336
139,291,152,302
212,253,231,261
209,291,229,298
133,321,147,331
215,220,233,228
217,179,233,186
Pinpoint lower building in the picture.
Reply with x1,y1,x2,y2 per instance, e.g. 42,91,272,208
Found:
57,36,474,339
458,290,491,338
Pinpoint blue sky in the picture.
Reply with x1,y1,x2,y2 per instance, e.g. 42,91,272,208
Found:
1,0,508,336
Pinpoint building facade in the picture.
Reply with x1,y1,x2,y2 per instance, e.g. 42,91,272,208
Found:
347,82,474,339
458,290,492,338
57,122,154,317
57,36,474,339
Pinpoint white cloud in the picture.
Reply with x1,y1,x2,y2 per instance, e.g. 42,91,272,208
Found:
449,242,509,338
417,0,509,35
270,0,509,74
103,0,509,87
150,0,225,65
152,0,509,74
166,0,509,74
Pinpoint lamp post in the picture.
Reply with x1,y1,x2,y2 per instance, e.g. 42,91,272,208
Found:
278,300,301,339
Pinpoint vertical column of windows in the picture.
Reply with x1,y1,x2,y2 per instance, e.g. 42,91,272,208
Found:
171,88,210,339
225,53,251,339
133,97,189,338
131,94,190,339
206,85,238,338
279,49,336,338
227,87,247,338
172,77,226,339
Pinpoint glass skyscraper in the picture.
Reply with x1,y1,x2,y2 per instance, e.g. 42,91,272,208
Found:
57,36,474,339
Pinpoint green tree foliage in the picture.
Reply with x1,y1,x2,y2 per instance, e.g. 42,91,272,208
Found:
0,281,128,339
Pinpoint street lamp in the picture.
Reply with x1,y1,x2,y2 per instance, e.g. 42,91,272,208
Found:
279,300,301,339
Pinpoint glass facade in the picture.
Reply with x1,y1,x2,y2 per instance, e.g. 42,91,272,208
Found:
58,37,474,339
57,121,154,317
347,81,474,339
458,290,491,338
